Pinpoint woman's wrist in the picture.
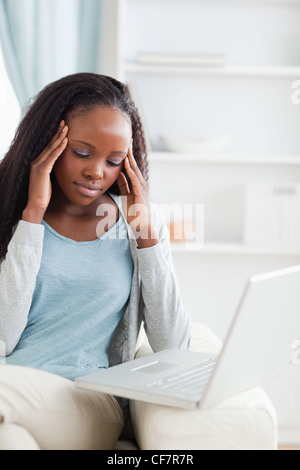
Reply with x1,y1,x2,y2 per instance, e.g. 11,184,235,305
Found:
22,207,45,224
135,226,159,249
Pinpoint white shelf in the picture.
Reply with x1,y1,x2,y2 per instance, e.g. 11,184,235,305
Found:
171,242,300,256
125,63,300,78
190,0,300,3
202,0,300,4
149,152,300,166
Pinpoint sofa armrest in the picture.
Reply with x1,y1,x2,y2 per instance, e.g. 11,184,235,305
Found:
130,322,277,450
135,321,222,359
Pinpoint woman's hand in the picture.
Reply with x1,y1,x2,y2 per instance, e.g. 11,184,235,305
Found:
22,121,68,224
117,145,159,248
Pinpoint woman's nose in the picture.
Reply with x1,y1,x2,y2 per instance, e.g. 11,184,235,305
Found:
83,161,104,180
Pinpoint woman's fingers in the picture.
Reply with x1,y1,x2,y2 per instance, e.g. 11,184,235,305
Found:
44,123,68,162
34,121,68,166
116,171,130,195
46,134,68,172
127,145,146,186
123,156,142,192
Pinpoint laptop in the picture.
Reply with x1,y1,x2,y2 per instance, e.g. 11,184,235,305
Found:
75,265,300,409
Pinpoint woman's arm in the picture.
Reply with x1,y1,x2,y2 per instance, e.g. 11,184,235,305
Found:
136,204,191,351
0,221,44,355
116,146,191,351
0,121,68,355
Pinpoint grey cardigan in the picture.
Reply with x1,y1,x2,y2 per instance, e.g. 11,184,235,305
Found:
0,195,191,372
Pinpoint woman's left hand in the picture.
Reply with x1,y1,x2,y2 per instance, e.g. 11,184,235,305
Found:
117,145,159,248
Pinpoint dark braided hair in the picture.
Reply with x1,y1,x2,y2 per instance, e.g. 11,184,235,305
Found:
0,73,148,258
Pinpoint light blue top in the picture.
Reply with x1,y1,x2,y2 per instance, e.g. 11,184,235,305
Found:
6,215,133,380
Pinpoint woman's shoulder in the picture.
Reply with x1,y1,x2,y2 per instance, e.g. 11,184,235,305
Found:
150,200,165,225
11,220,45,246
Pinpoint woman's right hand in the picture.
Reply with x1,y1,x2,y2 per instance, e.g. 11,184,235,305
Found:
22,121,68,224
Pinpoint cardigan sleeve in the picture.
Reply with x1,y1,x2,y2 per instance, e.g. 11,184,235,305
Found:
135,204,191,351
0,221,44,355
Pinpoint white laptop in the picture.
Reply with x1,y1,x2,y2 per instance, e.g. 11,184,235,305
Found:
75,265,300,409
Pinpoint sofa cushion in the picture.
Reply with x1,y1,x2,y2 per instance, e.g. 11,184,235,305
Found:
130,386,277,450
130,322,278,450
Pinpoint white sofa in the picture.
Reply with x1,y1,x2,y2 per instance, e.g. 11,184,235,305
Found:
117,323,278,450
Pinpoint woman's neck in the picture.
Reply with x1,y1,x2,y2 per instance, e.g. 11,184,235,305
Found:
44,187,119,242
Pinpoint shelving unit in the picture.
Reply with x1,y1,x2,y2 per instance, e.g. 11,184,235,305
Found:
171,242,300,256
112,0,300,306
125,63,300,78
102,0,300,444
149,152,300,165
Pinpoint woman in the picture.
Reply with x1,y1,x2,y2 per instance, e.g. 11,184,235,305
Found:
0,73,191,450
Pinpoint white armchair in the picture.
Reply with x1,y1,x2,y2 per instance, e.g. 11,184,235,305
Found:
117,323,278,450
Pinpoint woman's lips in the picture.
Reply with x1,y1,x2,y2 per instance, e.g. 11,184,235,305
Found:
74,182,102,197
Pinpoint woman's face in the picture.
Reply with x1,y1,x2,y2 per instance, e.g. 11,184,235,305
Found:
53,105,132,207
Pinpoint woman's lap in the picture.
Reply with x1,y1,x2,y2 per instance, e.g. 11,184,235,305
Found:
0,365,124,450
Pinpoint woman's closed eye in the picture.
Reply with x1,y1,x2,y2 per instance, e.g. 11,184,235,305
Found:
72,149,90,158
107,160,122,167
72,147,124,167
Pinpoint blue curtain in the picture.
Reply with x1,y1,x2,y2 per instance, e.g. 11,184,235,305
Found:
0,0,101,111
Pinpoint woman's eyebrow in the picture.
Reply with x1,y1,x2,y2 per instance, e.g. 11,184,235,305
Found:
109,151,127,157
71,139,96,149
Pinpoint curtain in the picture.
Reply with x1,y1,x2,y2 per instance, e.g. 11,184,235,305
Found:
0,0,101,111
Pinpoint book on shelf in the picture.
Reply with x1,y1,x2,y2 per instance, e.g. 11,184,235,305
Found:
126,81,152,153
137,53,227,67
243,182,300,248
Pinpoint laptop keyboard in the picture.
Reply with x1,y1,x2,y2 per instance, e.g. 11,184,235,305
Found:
146,358,217,396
